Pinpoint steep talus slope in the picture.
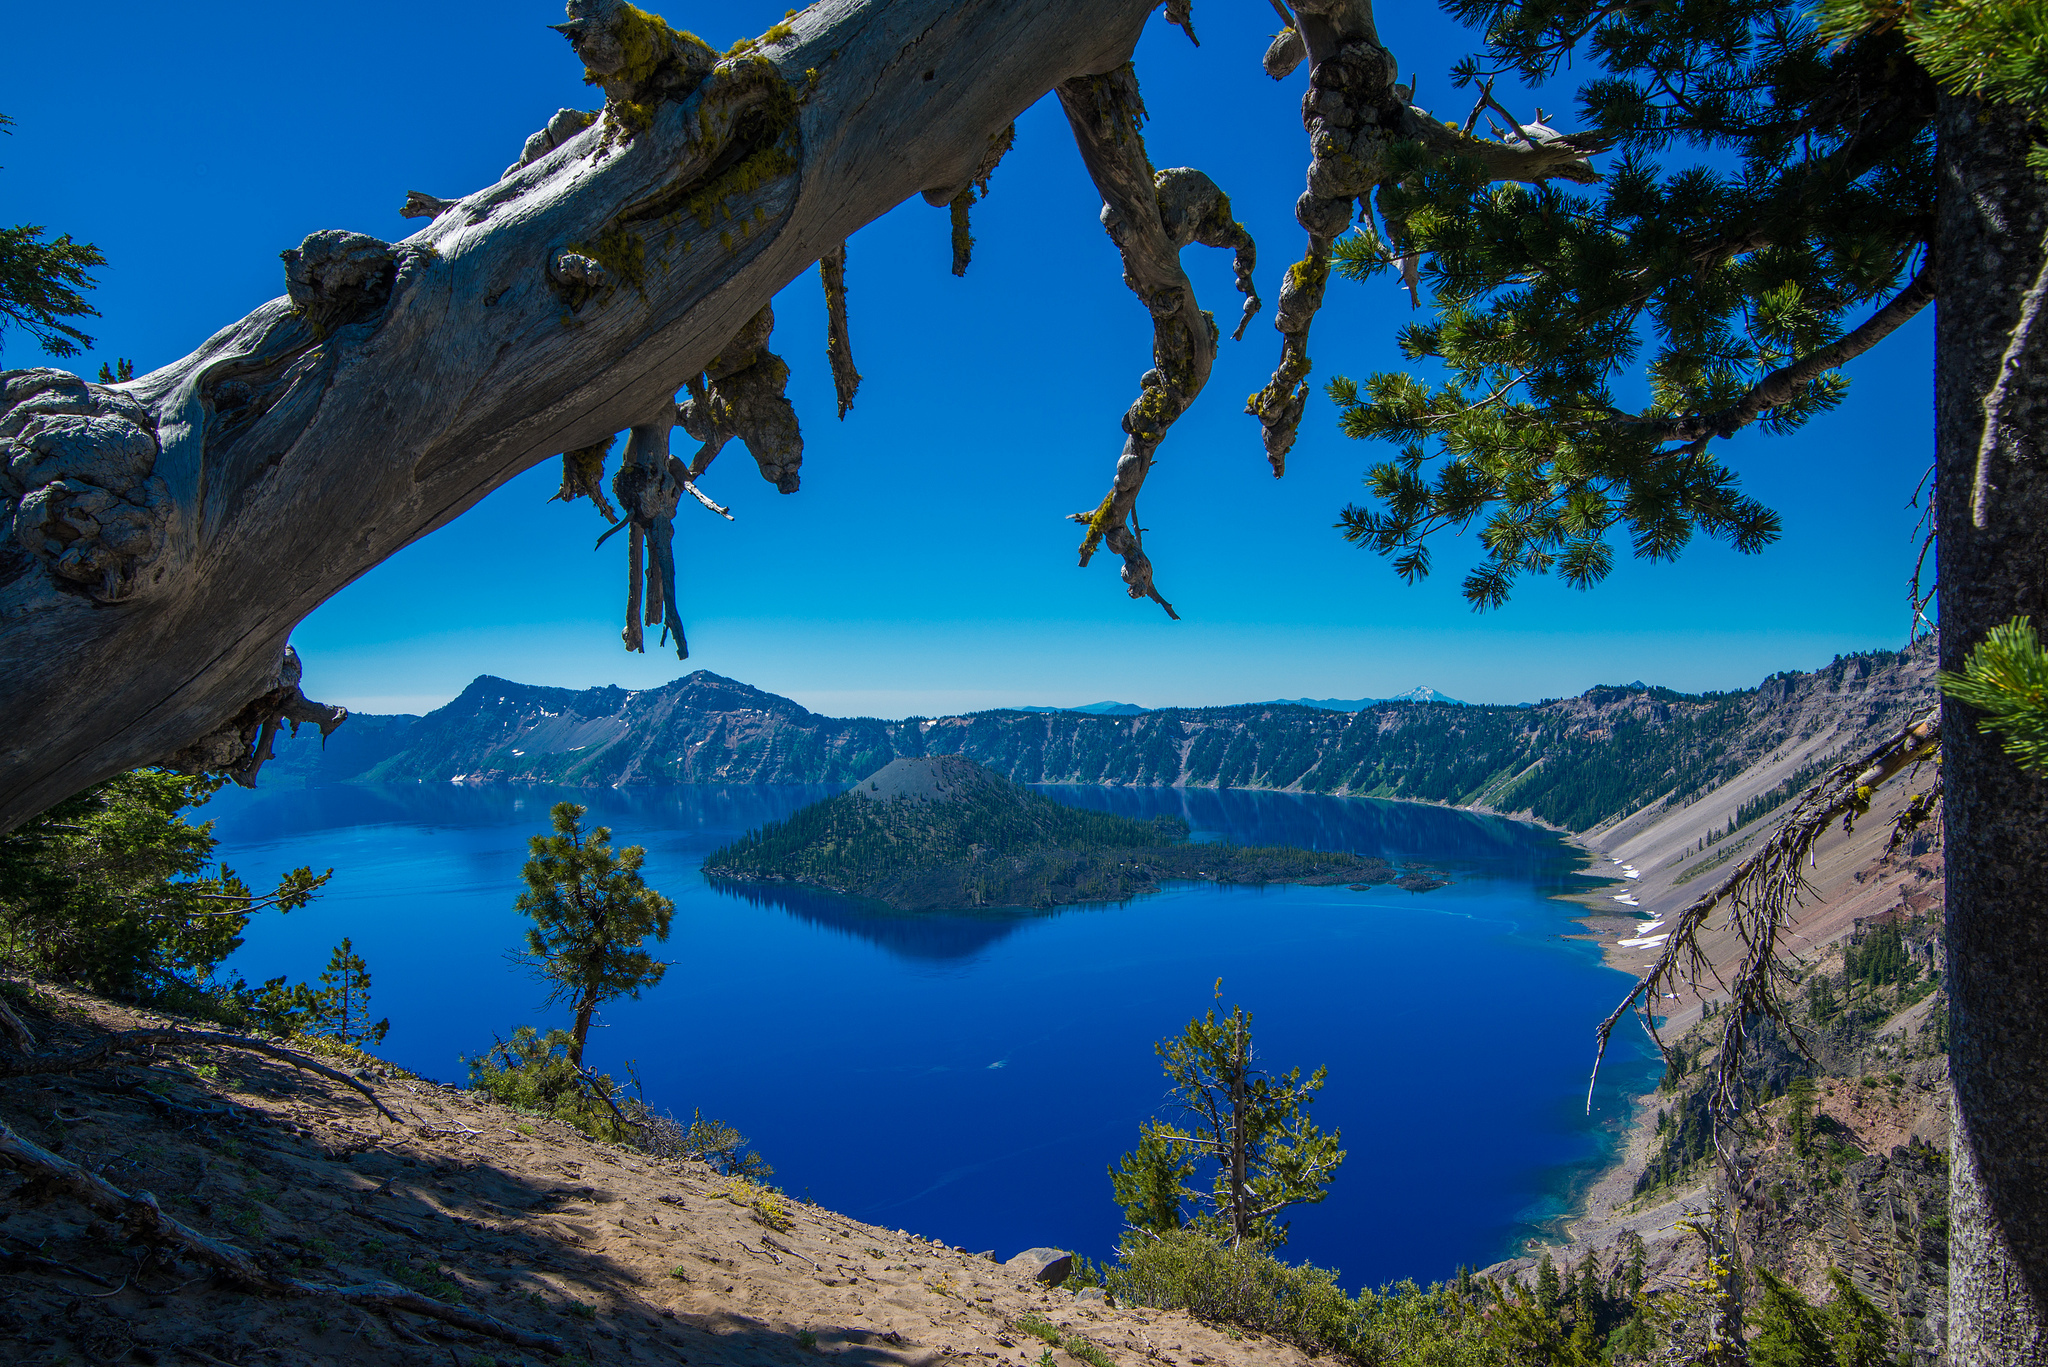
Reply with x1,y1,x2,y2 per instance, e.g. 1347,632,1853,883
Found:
269,648,1934,836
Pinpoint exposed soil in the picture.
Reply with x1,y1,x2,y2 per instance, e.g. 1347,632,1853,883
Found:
0,982,1313,1367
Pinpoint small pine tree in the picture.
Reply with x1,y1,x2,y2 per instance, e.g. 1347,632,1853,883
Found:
1622,1231,1647,1298
1111,1126,1197,1238
1815,1267,1894,1367
1111,1002,1344,1249
1535,1252,1561,1314
515,802,674,1064
1749,1269,1836,1367
312,937,388,1046
1574,1255,1601,1326
1808,974,1838,1025
1786,1076,1819,1160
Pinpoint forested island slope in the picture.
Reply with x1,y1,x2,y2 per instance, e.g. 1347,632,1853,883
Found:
700,756,1424,911
264,647,1933,834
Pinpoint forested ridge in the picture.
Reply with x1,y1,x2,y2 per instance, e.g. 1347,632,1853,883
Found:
264,647,1934,834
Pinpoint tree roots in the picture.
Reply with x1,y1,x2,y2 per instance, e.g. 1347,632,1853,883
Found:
518,0,1619,654
162,647,347,789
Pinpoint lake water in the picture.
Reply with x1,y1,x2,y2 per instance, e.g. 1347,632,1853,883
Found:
200,781,1660,1290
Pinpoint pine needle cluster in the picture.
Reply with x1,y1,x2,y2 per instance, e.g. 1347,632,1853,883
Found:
1331,0,1938,607
1941,615,2048,772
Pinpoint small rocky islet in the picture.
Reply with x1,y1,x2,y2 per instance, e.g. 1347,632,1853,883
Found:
701,756,1449,911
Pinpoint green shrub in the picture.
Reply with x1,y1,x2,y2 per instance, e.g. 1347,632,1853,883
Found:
673,1108,774,1179
1103,1229,1360,1357
466,1027,637,1143
1013,1313,1063,1346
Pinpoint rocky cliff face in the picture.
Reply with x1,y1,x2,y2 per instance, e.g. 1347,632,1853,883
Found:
265,647,1936,834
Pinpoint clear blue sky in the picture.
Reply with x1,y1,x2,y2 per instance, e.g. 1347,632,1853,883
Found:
5,2,1934,717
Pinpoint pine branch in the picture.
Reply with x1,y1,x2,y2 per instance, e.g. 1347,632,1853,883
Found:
1626,264,1935,443
1942,617,2048,773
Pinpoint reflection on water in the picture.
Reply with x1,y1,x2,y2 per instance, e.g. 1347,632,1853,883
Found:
207,780,845,844
1037,785,1590,888
201,778,1655,1289
710,879,1082,962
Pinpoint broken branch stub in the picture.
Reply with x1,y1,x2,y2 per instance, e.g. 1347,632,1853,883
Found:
819,244,861,419
613,411,687,657
554,435,619,520
927,122,1017,277
1058,62,1257,619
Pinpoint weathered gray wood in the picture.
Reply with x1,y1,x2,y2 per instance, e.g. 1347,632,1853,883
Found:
1936,92,2048,1367
0,0,1155,831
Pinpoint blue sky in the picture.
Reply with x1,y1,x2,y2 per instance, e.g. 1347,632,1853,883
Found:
6,2,1934,717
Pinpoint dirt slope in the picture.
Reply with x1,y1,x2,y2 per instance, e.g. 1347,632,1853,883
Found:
0,983,1311,1367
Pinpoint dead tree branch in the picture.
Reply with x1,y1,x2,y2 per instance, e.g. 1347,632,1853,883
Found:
819,244,861,419
1058,63,1261,618
1587,710,1941,1131
0,0,1158,831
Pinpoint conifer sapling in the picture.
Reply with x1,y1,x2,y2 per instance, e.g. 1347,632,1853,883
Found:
514,802,674,1064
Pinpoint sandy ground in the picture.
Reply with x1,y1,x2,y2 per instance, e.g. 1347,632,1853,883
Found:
0,983,1316,1367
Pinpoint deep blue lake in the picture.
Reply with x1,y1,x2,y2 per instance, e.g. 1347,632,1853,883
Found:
200,781,1659,1290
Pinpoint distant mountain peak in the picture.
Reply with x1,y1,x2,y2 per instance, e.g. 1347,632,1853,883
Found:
1265,687,1466,711
1007,700,1148,716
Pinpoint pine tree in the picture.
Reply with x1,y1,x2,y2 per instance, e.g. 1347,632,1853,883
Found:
1750,1269,1835,1367
0,114,106,361
1574,1255,1601,1327
1535,1252,1562,1314
312,937,388,1047
1111,1002,1345,1249
514,802,674,1064
1623,1230,1647,1298
0,768,328,1002
1313,7,2048,1343
1815,1267,1893,1367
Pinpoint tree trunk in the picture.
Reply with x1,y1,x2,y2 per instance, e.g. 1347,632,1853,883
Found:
1936,91,2048,1365
569,990,596,1067
1228,1034,1250,1247
0,0,1154,831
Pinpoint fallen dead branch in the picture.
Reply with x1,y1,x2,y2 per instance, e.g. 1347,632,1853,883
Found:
410,1108,482,1139
0,1118,564,1355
